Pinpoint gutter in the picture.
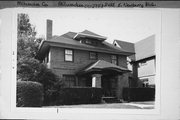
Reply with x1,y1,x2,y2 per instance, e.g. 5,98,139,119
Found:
45,40,134,56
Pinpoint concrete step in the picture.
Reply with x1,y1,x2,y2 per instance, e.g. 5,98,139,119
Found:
102,97,121,103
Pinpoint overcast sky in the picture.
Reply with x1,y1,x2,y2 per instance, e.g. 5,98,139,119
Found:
19,8,161,43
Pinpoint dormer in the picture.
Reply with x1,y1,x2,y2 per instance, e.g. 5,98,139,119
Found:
73,30,107,46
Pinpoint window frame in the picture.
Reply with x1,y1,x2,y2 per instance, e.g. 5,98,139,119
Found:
111,55,118,65
64,49,74,62
63,74,76,87
89,52,98,60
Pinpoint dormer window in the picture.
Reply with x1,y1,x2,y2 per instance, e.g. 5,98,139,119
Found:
85,39,92,44
80,38,100,46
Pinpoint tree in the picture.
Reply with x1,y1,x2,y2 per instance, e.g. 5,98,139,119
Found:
17,13,41,60
17,13,63,94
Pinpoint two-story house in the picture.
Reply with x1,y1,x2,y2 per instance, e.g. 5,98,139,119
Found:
113,35,156,88
36,20,134,99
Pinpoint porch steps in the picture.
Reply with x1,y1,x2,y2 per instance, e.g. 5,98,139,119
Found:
102,97,121,103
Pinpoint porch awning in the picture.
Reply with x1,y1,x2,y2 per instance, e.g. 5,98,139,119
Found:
77,60,131,75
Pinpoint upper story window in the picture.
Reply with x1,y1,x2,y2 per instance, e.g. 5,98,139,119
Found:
111,55,118,65
89,52,97,60
65,49,73,62
85,39,92,44
80,38,100,46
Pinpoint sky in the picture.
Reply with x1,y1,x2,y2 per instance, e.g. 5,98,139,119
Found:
19,8,161,43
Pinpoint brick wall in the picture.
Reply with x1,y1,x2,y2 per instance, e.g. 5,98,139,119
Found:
118,55,128,68
116,73,129,99
49,47,127,77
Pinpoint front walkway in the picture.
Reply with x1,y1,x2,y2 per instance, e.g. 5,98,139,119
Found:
44,101,154,109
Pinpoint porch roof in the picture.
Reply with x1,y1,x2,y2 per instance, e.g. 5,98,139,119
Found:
77,60,131,75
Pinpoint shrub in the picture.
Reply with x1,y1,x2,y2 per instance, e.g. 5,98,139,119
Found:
122,87,155,102
17,81,44,107
17,58,64,105
46,87,103,106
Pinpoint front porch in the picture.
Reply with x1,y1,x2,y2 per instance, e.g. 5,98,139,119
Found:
76,60,131,100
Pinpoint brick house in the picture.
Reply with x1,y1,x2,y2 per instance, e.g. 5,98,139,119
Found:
36,20,134,99
113,35,156,88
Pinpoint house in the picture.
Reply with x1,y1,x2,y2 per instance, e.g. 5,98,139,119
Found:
36,20,134,99
113,35,156,88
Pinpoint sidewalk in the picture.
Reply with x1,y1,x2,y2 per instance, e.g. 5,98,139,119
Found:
44,101,154,109
123,101,154,109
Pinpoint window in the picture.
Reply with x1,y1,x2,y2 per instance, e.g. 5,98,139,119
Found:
89,52,97,60
139,61,147,66
141,78,149,87
63,75,76,87
85,39,92,44
46,51,49,63
111,55,118,65
43,51,49,63
65,49,73,61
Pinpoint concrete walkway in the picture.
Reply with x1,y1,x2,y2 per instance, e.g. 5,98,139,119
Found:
123,101,154,109
44,101,154,109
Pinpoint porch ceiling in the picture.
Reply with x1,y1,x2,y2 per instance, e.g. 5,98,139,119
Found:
77,60,131,76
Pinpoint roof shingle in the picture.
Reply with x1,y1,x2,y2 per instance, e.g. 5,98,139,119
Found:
78,60,131,75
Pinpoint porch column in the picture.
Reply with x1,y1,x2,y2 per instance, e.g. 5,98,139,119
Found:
92,74,102,88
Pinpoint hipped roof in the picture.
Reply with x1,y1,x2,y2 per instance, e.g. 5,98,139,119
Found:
73,30,107,41
77,60,131,75
37,30,134,60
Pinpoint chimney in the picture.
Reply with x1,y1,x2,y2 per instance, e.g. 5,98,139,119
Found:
46,19,52,40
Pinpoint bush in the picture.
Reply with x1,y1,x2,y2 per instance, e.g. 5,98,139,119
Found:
122,87,155,102
17,81,44,107
17,58,64,105
45,87,103,106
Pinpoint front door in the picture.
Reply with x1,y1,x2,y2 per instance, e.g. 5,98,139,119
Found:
101,75,116,97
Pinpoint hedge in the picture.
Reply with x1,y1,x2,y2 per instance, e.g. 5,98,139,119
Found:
45,87,103,106
17,81,44,107
122,87,155,102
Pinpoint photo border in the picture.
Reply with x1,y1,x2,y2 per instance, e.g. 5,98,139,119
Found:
9,7,161,118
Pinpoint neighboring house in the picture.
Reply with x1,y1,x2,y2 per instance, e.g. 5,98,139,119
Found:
113,35,156,88
36,20,134,99
113,40,135,71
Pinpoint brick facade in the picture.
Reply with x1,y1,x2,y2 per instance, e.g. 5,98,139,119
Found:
38,23,132,99
44,46,129,98
49,47,127,77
